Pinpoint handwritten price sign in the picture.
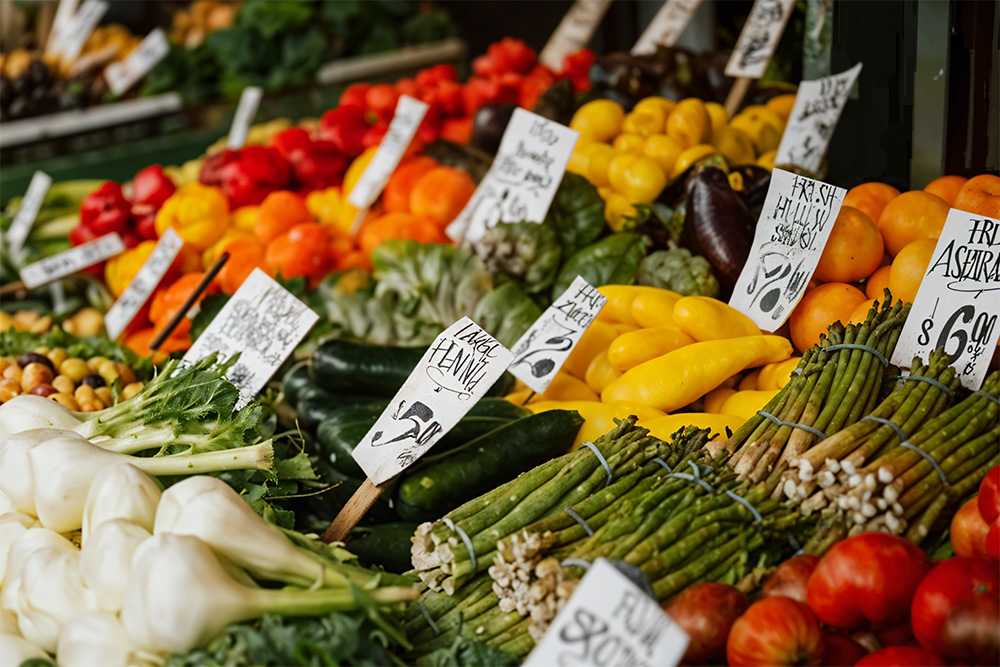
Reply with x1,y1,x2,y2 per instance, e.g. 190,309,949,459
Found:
632,0,705,55
891,210,1000,389
104,229,184,341
724,0,796,79
20,233,125,289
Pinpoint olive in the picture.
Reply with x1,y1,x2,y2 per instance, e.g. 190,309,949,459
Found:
29,384,57,398
80,374,107,388
17,353,54,371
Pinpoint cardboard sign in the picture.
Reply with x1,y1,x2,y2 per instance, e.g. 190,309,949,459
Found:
730,169,846,330
227,86,263,149
57,0,109,62
104,229,184,341
447,109,579,244
525,559,689,667
183,269,319,407
891,210,1000,389
510,277,607,394
20,232,125,289
352,317,513,484
105,28,170,95
724,0,796,79
5,171,52,256
540,0,614,69
775,64,863,172
632,0,705,55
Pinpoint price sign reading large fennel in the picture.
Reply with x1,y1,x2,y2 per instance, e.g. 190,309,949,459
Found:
5,171,52,256
631,0,705,55
539,0,614,69
510,277,607,394
104,229,184,341
183,269,319,407
227,86,263,149
729,169,846,330
724,0,796,79
891,210,1000,389
352,318,513,484
524,559,689,667
20,233,125,289
775,64,863,172
105,28,170,95
447,109,579,244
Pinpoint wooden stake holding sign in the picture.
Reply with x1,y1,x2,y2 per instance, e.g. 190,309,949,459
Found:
723,0,797,116
149,252,230,351
631,0,705,55
538,0,614,69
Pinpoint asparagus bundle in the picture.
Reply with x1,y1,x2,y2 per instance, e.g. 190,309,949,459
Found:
726,295,910,494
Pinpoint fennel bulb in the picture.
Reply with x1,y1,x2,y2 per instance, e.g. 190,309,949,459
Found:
0,394,83,439
81,463,161,543
0,490,13,515
1,527,77,613
15,547,96,652
80,519,150,613
0,609,18,635
0,633,49,666
57,612,143,667
0,513,37,586
0,428,88,516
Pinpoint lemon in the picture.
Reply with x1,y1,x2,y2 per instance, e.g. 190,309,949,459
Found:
704,102,729,136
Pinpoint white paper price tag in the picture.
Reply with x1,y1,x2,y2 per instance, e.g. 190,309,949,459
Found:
729,169,846,330
891,210,1000,389
183,268,319,407
45,0,81,58
105,28,170,95
227,86,263,150
540,0,614,69
20,232,125,289
347,95,429,216
352,317,513,484
5,171,52,256
775,64,863,172
632,0,705,55
447,109,579,244
104,228,184,341
525,559,689,667
724,0,796,79
510,276,607,394
57,0,109,62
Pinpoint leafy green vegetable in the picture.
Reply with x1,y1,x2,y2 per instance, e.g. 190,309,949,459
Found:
552,233,647,297
636,248,720,297
544,173,606,256
471,221,561,297
473,283,544,348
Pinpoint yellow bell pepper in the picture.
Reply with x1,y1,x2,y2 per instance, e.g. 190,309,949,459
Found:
230,205,259,233
704,102,729,136
730,106,784,155
154,183,229,250
631,289,683,328
622,109,665,138
672,144,718,179
338,146,378,231
642,134,684,176
672,296,760,341
766,94,797,122
607,326,695,372
614,155,667,204
585,143,618,188
665,98,711,149
504,372,599,405
585,349,622,394
202,228,251,268
528,400,664,450
633,97,676,119
604,193,638,231
738,369,760,390
756,150,777,171
613,133,646,153
104,240,157,298
638,413,743,441
563,320,618,379
720,389,780,420
757,357,802,390
597,285,668,325
712,127,756,166
305,187,344,226
601,335,793,412
704,387,738,414
570,99,625,142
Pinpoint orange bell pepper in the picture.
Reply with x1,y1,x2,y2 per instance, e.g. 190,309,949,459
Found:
358,213,449,258
105,240,157,298
265,223,334,284
255,190,312,244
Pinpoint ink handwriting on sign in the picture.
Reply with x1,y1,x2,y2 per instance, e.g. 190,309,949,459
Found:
554,591,666,667
371,400,442,448
423,323,503,398
512,319,577,379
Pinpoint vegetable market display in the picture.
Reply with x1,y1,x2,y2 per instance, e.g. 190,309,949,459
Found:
2,7,1000,667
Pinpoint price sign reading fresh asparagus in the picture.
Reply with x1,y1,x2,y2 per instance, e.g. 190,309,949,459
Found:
524,559,689,667
729,169,846,330
724,0,797,79
227,86,263,150
183,268,319,408
510,276,607,394
631,0,705,55
20,232,125,289
104,228,184,341
539,0,614,68
5,171,52,256
105,28,171,95
55,0,109,61
447,108,580,244
891,210,1000,389
775,64,863,172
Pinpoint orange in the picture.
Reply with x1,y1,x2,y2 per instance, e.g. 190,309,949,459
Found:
953,174,1000,218
789,282,867,352
843,182,900,225
923,175,967,206
814,206,884,283
847,298,878,325
409,167,476,225
888,238,937,304
877,190,949,256
865,265,893,300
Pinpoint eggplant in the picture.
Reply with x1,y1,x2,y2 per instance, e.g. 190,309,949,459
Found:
730,165,772,211
470,102,517,155
532,79,576,126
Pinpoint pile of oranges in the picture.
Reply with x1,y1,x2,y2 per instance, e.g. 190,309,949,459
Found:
788,173,1000,352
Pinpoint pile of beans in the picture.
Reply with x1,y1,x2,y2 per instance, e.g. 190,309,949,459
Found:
0,308,105,337
0,347,144,410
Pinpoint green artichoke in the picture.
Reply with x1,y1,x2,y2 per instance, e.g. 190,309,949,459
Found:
636,248,720,297
471,221,562,296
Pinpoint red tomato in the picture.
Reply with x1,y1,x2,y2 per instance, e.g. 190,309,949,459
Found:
726,597,825,667
941,593,1000,665
951,495,990,557
762,555,821,604
911,556,999,657
988,519,1000,560
823,634,868,667
854,646,946,666
869,618,914,648
806,533,932,630
978,466,1000,524
661,583,749,664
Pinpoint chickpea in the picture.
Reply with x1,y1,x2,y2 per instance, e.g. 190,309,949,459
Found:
80,398,105,412
0,356,12,373
116,363,136,387
98,359,119,384
12,310,39,331
50,392,80,410
61,319,77,335
60,358,89,382
20,363,54,392
122,382,143,399
47,348,68,368
2,364,22,382
33,346,50,355
52,374,75,394
29,316,53,334
94,387,113,405
0,378,20,402
74,384,97,404
72,308,104,337
87,356,110,373
0,311,13,332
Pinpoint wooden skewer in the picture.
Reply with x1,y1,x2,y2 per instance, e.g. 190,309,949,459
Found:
149,252,229,351
0,281,26,298
725,76,753,117
322,478,393,543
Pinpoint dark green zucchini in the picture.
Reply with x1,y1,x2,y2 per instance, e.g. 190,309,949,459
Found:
281,363,314,407
432,398,530,452
395,410,583,521
316,401,391,477
312,340,426,394
344,522,421,573
296,385,384,431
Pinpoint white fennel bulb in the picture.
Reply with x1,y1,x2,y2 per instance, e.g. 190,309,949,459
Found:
80,519,150,613
0,428,87,517
15,547,96,652
0,394,82,439
81,463,161,544
0,632,49,667
57,612,142,667
1,527,77,613
0,512,37,586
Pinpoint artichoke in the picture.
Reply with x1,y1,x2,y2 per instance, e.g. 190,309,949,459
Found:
471,221,561,296
636,248,720,297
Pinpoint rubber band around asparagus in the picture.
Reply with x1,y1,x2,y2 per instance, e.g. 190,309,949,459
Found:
150,252,230,351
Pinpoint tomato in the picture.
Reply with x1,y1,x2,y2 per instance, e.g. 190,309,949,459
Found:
978,466,1000,524
941,593,1000,665
823,634,868,666
951,495,990,557
661,583,749,664
911,556,999,657
868,618,914,648
762,555,820,604
807,533,932,630
854,646,946,666
988,518,1000,560
726,597,825,667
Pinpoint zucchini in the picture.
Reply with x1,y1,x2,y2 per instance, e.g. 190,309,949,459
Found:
313,340,426,395
432,397,529,452
296,385,384,431
395,410,583,521
281,363,314,407
344,522,420,573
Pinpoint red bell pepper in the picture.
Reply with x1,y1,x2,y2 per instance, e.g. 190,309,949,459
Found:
272,128,349,191
131,165,176,241
911,556,999,657
978,465,1000,524
199,146,291,209
561,49,597,93
319,104,371,157
79,182,132,236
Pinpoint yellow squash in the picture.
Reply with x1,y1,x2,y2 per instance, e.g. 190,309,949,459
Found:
704,387,738,414
584,349,622,394
528,400,664,450
597,285,670,325
630,288,683,328
563,320,618,379
673,296,761,341
504,372,599,406
757,357,802,390
607,326,695,372
720,389,781,420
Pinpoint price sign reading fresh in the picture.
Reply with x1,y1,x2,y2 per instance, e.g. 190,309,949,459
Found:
20,232,125,290
227,86,264,150
105,28,170,95
724,0,797,79
447,108,580,244
104,228,184,341
352,317,513,485
775,64,864,172
891,210,1000,389
56,0,110,62
631,0,705,55
5,171,52,256
524,559,689,667
183,268,319,407
510,276,607,394
730,169,847,330
539,0,614,69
